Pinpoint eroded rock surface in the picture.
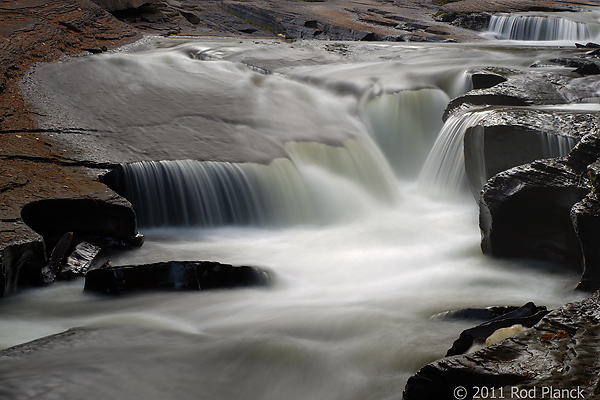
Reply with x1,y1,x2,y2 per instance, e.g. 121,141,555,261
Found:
403,290,600,400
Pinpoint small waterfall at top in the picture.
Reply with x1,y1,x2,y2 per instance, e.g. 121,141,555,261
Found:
362,88,450,178
487,14,600,41
418,110,491,198
103,138,399,228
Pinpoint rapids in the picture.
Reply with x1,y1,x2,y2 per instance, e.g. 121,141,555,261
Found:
2,35,598,399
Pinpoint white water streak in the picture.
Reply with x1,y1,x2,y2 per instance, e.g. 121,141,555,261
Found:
418,111,491,198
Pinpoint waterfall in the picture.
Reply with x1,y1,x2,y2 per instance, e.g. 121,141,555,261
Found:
540,132,579,157
103,138,399,228
488,14,600,41
418,110,491,198
362,89,450,178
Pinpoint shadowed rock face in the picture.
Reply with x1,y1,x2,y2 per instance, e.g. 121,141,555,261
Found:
464,108,598,197
403,291,600,400
570,136,600,291
479,159,589,264
21,197,137,248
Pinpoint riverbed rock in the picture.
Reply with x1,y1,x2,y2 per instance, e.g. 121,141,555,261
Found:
20,197,138,250
42,231,74,284
445,302,548,357
84,260,271,295
571,147,600,291
469,69,508,90
60,240,101,280
403,290,600,400
464,108,597,197
479,158,589,265
443,72,591,121
0,236,47,296
432,305,522,321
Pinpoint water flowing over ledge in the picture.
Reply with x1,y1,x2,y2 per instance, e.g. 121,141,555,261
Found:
102,138,399,228
487,13,600,41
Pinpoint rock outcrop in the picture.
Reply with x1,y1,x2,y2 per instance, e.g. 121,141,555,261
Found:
479,158,589,264
21,197,138,248
464,108,598,197
479,131,600,287
84,260,271,295
403,290,600,400
445,302,548,357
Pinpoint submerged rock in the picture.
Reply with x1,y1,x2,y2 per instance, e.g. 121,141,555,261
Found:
403,291,600,400
84,260,271,295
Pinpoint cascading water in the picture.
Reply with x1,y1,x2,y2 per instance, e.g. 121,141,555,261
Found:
104,138,399,228
488,13,600,41
418,110,492,198
2,38,591,400
363,88,449,177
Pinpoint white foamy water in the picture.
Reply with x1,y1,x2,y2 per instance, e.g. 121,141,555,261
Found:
2,37,593,399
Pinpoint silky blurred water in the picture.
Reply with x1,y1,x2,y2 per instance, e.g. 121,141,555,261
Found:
3,37,594,399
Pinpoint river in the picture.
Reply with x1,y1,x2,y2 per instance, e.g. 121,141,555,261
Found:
2,15,600,399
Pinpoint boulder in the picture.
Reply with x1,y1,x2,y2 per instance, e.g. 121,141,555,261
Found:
21,197,138,250
403,291,600,400
84,260,271,295
479,159,589,264
464,108,597,197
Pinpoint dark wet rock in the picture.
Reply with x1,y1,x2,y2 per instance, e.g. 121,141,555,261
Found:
84,260,271,295
1,236,47,296
464,108,597,197
445,302,548,357
571,144,600,291
60,241,101,280
565,132,600,172
20,197,137,250
433,305,524,321
443,72,587,121
575,62,600,76
479,159,589,264
403,291,600,400
576,42,600,49
42,231,74,284
469,70,507,90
